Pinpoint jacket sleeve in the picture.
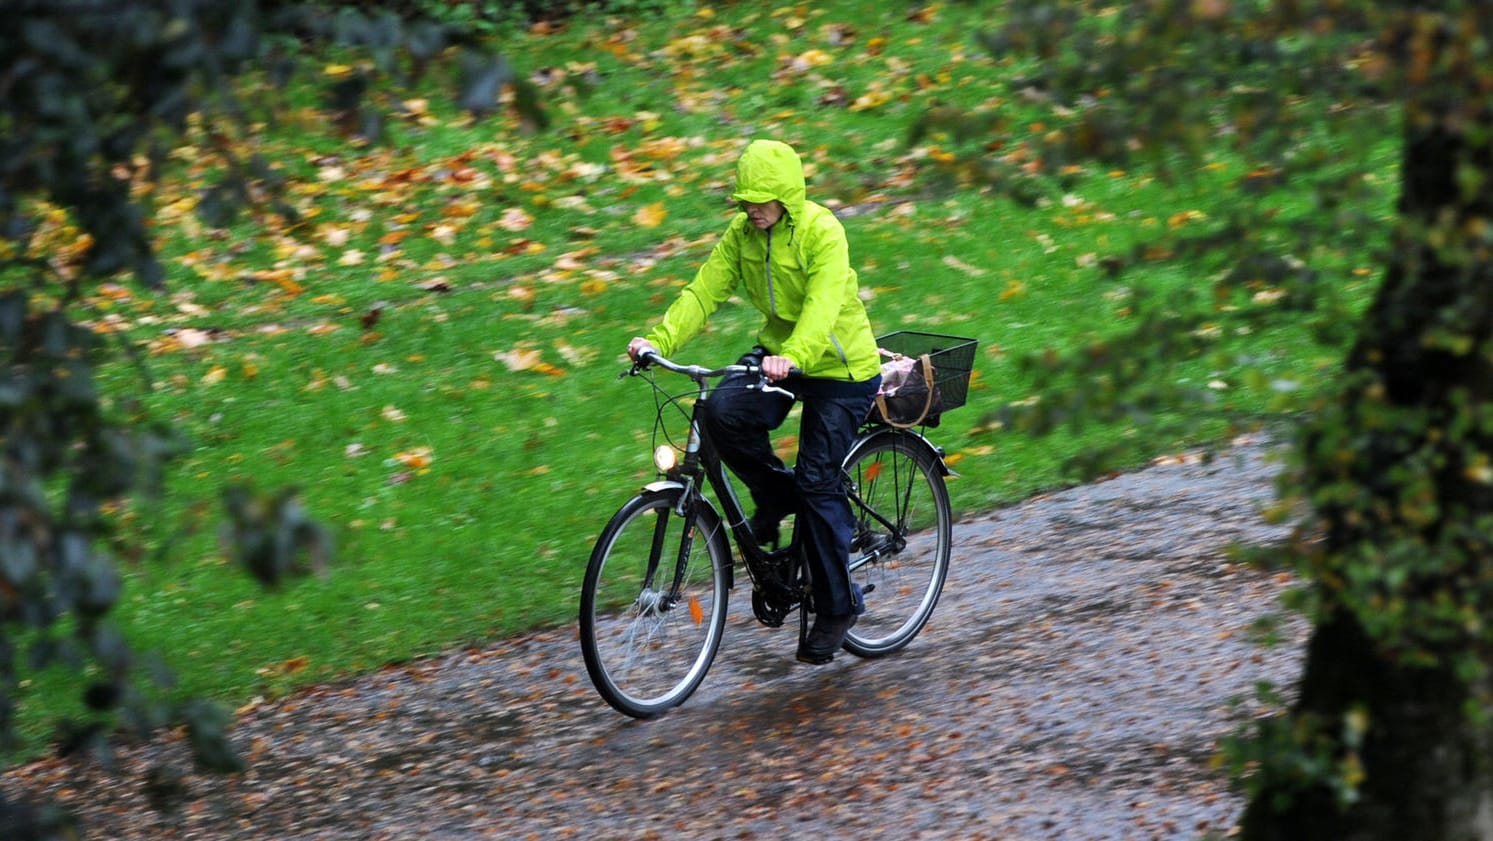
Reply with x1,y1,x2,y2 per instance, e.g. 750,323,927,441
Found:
645,222,742,356
779,214,853,370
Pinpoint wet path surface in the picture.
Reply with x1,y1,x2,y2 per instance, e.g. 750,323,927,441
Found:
6,437,1306,840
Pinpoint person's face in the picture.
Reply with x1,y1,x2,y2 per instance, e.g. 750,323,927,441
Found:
740,200,785,230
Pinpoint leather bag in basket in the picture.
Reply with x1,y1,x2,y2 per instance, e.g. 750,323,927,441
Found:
871,351,942,428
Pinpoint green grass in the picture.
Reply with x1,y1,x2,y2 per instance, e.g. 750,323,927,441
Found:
18,0,1394,750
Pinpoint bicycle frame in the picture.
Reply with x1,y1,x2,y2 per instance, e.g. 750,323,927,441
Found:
642,362,779,594
637,354,950,592
842,426,952,571
581,350,958,716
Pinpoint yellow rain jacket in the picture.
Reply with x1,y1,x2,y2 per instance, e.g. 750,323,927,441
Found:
645,139,881,382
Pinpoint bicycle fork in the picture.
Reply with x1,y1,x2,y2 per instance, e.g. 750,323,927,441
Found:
635,492,702,616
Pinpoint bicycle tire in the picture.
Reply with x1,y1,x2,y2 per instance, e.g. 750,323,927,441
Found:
840,432,952,657
579,487,731,718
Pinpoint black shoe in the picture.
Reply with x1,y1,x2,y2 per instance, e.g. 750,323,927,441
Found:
748,511,783,549
797,613,857,665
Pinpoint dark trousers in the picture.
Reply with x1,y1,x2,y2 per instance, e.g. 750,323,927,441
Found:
703,363,880,618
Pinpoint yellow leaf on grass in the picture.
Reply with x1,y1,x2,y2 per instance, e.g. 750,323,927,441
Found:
633,202,668,228
252,268,305,295
394,447,433,469
789,49,834,71
97,283,132,301
850,89,891,111
202,365,227,385
495,348,543,371
1167,209,1206,229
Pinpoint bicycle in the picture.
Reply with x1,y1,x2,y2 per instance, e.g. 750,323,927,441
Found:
579,333,975,719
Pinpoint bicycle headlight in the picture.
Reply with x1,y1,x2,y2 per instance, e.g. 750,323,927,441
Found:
653,445,678,473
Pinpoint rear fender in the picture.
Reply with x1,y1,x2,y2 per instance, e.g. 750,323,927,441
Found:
845,428,953,477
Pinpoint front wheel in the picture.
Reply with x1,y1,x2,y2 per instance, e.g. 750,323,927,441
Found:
579,488,731,718
841,432,952,657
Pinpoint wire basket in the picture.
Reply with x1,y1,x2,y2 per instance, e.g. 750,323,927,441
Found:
875,331,978,415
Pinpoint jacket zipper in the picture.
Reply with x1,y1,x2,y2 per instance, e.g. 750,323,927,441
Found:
765,226,777,315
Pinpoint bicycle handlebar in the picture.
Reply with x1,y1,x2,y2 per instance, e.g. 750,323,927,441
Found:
628,350,797,398
633,350,749,380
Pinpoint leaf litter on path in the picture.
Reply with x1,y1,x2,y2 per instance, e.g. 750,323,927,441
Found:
3,436,1305,840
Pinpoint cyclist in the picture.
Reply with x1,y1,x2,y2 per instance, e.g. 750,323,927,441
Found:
626,139,883,664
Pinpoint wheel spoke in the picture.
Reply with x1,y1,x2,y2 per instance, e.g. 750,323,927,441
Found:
841,433,951,657
579,490,730,718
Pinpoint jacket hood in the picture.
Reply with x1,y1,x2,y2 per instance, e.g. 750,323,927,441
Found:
730,139,807,222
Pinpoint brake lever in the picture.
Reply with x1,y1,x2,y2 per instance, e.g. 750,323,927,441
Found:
755,371,796,399
620,351,659,380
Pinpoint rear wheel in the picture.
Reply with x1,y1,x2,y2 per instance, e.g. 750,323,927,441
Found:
840,433,951,657
579,489,730,718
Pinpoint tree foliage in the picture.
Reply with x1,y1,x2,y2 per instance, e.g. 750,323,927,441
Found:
0,2,535,836
938,0,1387,475
957,0,1493,836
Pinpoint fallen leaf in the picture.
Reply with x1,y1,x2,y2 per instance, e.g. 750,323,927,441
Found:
497,207,533,232
633,202,668,228
394,447,433,469
941,255,986,277
495,348,543,371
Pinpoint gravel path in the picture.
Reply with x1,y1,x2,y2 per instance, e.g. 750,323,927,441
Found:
5,436,1307,840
